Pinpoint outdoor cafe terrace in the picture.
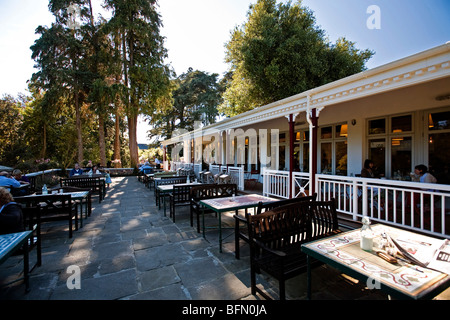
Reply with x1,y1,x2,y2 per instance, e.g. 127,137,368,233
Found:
0,170,449,301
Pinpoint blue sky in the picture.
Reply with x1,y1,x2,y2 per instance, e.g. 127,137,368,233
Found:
1,0,449,97
0,0,449,142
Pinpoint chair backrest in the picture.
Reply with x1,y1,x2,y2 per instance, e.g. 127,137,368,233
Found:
309,200,339,240
143,168,153,174
172,185,191,202
61,177,101,189
256,193,317,215
190,184,237,201
247,198,338,251
247,201,312,251
155,177,187,187
15,194,72,213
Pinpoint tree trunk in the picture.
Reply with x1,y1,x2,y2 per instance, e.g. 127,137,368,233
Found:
75,89,83,164
99,114,106,167
113,110,121,168
128,114,139,168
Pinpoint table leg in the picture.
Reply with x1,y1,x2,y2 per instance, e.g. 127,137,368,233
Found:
163,194,167,217
24,240,30,293
307,255,311,300
202,206,206,238
219,212,222,253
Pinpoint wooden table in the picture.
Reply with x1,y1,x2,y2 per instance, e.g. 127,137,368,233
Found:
199,194,279,252
302,224,450,299
0,231,33,292
63,191,91,227
157,182,202,216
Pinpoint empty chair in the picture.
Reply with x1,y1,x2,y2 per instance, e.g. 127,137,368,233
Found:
247,199,340,300
234,194,317,259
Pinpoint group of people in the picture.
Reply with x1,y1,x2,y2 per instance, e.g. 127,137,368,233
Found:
0,170,30,196
69,163,112,187
360,159,437,184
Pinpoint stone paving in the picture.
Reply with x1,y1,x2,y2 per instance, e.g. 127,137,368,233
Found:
0,176,448,301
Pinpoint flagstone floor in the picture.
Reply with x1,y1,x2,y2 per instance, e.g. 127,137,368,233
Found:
0,176,448,301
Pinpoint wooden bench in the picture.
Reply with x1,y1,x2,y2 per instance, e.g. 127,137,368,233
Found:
234,194,317,259
189,184,238,233
15,194,78,238
247,199,341,300
154,176,187,207
60,176,105,203
169,185,192,223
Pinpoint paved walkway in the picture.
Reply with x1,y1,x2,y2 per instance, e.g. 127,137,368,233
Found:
0,176,448,300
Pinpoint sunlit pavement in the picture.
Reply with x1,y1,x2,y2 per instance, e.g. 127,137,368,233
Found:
0,176,448,300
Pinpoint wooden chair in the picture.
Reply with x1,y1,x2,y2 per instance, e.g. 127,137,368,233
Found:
247,199,340,300
20,204,42,271
190,184,237,232
234,194,317,259
15,194,78,238
154,176,187,207
169,185,191,222
60,177,105,203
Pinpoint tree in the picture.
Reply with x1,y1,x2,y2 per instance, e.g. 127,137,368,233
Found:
148,68,223,142
221,0,374,116
0,95,28,166
104,0,171,168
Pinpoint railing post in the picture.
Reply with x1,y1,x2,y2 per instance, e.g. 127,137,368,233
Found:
362,180,368,217
352,179,359,221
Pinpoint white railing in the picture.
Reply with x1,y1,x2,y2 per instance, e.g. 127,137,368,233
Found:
292,172,310,198
260,170,449,238
263,169,290,199
227,166,244,191
315,174,450,238
194,163,202,178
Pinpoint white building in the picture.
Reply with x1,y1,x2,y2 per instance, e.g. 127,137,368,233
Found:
162,43,450,238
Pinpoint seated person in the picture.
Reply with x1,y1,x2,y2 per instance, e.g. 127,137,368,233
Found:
139,161,153,174
89,165,101,175
69,163,83,176
360,159,382,178
0,188,24,235
0,171,21,191
12,169,30,184
11,169,30,196
413,164,437,184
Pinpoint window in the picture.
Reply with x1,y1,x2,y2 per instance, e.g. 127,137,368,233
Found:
293,130,309,172
367,114,413,179
428,110,450,184
320,124,347,175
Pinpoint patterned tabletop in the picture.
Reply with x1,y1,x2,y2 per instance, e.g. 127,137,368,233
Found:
157,182,202,192
200,194,279,211
302,225,450,299
0,231,32,262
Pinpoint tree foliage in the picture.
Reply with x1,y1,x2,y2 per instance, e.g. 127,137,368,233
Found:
220,0,374,116
148,68,224,142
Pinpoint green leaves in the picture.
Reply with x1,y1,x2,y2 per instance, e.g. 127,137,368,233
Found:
221,0,374,116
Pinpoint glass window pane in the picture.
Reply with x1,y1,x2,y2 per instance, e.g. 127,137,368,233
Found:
429,132,450,184
392,115,412,133
321,143,332,173
303,130,309,142
336,124,348,138
368,139,386,177
302,142,309,172
321,127,332,139
391,137,412,178
335,141,347,176
368,118,385,135
428,111,450,131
